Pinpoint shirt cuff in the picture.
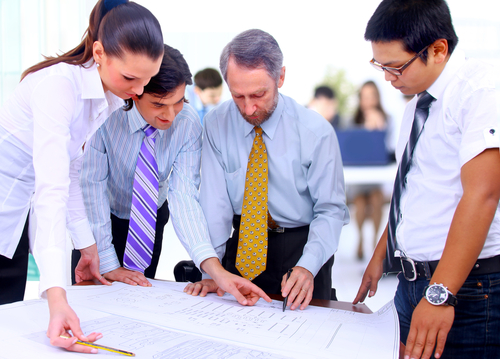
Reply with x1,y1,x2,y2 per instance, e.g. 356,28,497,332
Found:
296,252,323,278
99,246,121,274
67,218,95,250
36,247,67,299
189,242,218,273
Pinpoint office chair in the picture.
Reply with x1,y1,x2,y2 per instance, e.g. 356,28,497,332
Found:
173,260,202,282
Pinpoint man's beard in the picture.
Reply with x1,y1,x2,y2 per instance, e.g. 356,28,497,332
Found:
239,91,279,127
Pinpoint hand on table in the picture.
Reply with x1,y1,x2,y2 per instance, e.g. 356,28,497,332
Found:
404,300,454,359
74,244,110,285
103,267,151,287
184,258,271,306
46,287,101,353
281,266,314,310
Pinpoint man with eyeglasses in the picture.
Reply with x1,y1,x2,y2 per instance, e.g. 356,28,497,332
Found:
353,1,500,359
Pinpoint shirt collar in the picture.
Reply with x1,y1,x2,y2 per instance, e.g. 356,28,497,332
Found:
127,103,165,138
427,48,465,101
80,61,124,113
242,94,284,140
80,61,105,100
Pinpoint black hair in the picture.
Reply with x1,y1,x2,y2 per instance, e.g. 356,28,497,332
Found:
194,68,223,90
131,44,192,109
22,0,163,80
365,0,458,61
314,85,336,100
353,81,387,125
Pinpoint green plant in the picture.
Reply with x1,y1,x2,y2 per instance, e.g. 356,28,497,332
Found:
318,66,357,117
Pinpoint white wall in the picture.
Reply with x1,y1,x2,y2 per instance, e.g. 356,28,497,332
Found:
3,0,499,123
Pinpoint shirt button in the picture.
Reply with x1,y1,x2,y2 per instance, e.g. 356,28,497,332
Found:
399,213,403,220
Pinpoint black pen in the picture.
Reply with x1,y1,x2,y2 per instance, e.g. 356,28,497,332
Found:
283,268,293,312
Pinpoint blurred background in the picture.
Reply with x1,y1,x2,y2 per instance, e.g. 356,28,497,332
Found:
1,0,499,310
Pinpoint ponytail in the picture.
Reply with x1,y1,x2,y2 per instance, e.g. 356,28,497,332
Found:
21,0,163,80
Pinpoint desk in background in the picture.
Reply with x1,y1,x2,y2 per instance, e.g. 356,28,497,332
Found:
343,163,397,186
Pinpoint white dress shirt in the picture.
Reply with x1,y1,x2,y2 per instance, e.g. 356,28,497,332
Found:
200,94,350,277
0,61,123,295
395,49,500,261
80,103,218,274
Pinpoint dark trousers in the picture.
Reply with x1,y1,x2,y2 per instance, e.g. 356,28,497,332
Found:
0,217,29,304
223,216,336,300
72,200,169,281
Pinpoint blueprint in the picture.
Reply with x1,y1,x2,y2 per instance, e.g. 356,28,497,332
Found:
0,281,398,358
65,280,399,358
0,300,290,359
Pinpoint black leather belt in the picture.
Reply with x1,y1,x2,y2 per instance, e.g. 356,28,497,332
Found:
401,254,500,281
232,215,309,234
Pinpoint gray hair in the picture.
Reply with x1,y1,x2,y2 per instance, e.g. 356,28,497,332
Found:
220,29,283,84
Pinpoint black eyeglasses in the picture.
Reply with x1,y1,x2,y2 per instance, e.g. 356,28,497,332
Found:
370,45,430,76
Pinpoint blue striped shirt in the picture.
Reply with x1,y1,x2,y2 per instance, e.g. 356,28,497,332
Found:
80,103,217,274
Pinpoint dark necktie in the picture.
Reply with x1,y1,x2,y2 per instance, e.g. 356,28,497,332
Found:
384,91,435,273
124,125,159,273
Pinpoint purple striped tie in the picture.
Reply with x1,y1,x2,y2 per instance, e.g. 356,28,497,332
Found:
124,125,159,273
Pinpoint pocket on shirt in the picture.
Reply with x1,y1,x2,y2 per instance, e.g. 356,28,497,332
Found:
224,167,245,208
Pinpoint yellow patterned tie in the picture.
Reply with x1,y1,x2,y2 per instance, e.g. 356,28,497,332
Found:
236,127,271,280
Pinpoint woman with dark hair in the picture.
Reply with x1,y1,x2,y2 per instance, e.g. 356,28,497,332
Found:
352,81,388,259
0,0,163,352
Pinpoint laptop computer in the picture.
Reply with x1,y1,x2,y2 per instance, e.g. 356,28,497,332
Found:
336,128,389,166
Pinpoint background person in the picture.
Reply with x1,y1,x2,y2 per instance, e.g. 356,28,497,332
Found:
308,85,341,128
186,67,223,125
0,0,163,352
350,80,388,259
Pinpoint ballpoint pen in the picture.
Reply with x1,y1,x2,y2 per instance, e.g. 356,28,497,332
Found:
283,268,293,312
60,336,135,357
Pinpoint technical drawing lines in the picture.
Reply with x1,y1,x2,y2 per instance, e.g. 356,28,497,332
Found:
152,338,291,359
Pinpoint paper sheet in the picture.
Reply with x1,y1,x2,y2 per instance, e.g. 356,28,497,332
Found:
65,280,399,358
0,300,291,359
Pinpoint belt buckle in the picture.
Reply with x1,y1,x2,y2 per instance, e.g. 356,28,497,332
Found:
400,256,417,281
269,227,284,233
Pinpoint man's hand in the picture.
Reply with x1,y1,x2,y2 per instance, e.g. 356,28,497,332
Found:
184,257,271,306
46,287,102,353
281,266,314,310
353,255,384,304
184,279,223,297
103,267,151,287
74,244,110,285
404,299,454,359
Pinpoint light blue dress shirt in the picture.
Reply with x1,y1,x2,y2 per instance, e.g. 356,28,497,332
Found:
200,94,350,277
185,85,215,126
80,103,217,274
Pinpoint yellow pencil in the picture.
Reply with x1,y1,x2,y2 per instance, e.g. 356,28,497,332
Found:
60,336,135,357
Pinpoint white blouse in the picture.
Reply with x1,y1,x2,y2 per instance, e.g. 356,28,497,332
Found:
0,61,123,296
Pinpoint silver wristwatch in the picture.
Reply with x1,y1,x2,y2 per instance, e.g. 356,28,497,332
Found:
423,283,457,307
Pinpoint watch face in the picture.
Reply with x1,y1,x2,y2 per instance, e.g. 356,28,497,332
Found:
426,285,448,305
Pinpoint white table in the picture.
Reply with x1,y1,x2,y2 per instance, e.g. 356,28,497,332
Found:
343,163,398,186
